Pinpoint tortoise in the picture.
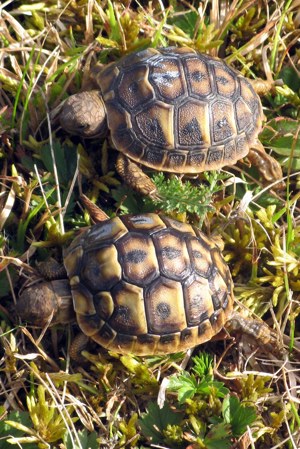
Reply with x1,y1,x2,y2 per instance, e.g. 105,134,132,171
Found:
17,213,278,356
59,46,283,196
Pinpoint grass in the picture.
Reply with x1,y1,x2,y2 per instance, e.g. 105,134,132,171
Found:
0,1,300,448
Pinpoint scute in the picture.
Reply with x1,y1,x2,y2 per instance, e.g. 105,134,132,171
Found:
187,236,213,277
71,280,96,316
183,275,214,326
184,56,212,97
118,64,153,109
135,101,174,148
211,100,237,143
110,281,147,335
122,213,166,232
98,46,263,173
149,57,186,101
177,100,210,147
235,97,253,132
68,213,234,355
116,232,159,285
213,64,237,98
153,229,191,281
144,277,187,334
84,216,128,245
81,245,121,291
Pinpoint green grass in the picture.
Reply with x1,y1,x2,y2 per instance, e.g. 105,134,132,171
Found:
0,1,300,448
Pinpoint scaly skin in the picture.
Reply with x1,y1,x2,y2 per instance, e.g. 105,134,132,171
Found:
227,311,281,354
17,280,75,327
116,153,159,199
60,90,107,137
247,142,284,190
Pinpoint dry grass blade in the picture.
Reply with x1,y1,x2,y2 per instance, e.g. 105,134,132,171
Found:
0,9,32,42
0,186,15,231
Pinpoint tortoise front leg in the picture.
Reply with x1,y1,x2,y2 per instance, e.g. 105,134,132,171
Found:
116,153,159,199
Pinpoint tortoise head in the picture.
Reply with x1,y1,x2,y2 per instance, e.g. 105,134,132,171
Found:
17,280,75,327
59,90,107,138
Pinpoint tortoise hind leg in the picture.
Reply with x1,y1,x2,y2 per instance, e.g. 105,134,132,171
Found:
116,153,159,199
69,333,90,363
250,78,273,96
226,311,282,354
247,142,285,190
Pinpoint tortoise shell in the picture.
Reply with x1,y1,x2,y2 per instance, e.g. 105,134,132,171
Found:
98,46,263,173
63,214,234,355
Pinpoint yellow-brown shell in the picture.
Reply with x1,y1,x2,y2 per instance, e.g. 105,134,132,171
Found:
64,214,234,355
98,46,263,173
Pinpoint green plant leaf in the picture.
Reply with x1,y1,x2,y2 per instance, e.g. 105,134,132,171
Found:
1,411,37,449
222,395,257,437
139,402,183,445
151,171,225,219
0,269,16,298
192,353,213,377
204,422,231,449
260,118,300,156
168,370,229,404
112,184,153,215
279,67,300,92
65,428,99,449
170,10,198,36
265,136,300,156
40,141,78,186
168,372,198,403
196,376,229,399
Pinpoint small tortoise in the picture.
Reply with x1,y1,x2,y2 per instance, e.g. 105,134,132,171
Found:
59,46,282,196
18,213,278,356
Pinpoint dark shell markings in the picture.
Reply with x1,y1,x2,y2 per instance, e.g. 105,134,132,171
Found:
63,213,233,355
99,47,262,173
